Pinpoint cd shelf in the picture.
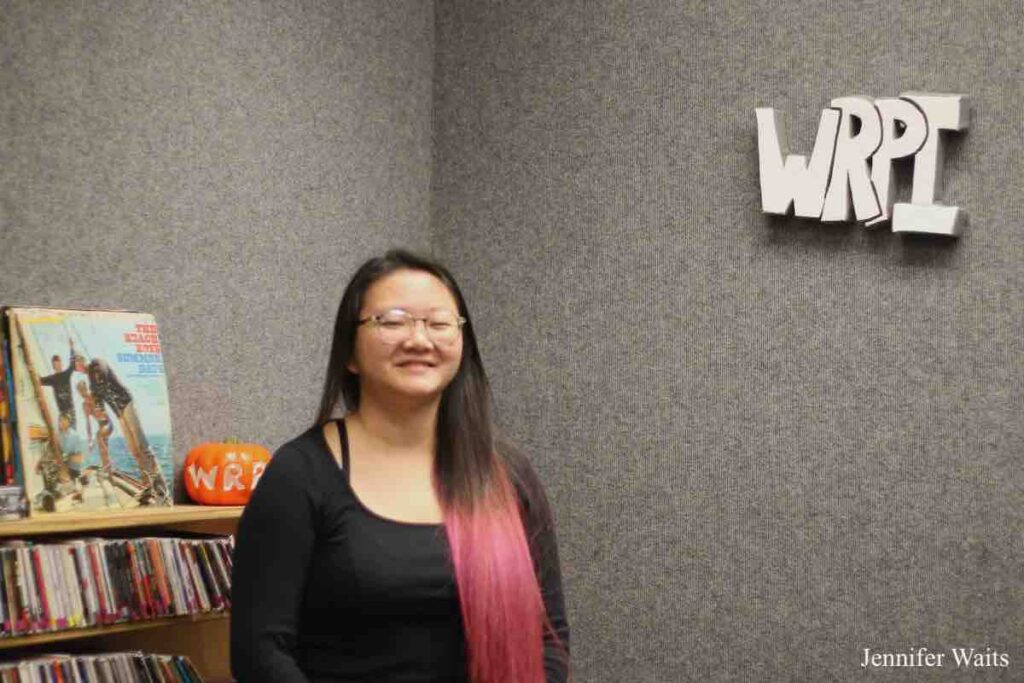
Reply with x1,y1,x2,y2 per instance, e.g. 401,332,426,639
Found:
0,504,243,681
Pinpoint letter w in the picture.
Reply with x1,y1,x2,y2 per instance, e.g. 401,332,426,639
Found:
187,464,218,491
755,107,841,217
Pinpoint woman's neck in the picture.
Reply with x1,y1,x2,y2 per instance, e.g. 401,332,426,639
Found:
347,394,439,456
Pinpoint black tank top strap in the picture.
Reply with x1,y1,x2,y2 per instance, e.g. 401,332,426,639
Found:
335,417,351,472
323,418,345,470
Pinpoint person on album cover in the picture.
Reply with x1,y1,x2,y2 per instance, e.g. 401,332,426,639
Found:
77,379,114,476
39,338,78,430
34,413,83,505
231,250,570,683
73,355,169,504
55,413,84,503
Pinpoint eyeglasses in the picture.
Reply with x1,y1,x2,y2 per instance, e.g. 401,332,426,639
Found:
358,309,467,345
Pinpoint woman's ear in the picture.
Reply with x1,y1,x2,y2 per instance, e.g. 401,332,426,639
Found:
346,360,359,375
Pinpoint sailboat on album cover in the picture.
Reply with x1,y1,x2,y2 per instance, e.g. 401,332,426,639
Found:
4,307,173,515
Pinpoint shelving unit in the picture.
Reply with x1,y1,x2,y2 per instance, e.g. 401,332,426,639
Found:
0,505,243,539
0,611,230,650
0,504,243,682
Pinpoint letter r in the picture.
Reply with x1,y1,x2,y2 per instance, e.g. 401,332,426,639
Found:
821,96,883,222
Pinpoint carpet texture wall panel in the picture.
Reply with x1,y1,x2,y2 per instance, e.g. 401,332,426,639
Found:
433,1,1023,680
0,0,435,489
3,0,1022,679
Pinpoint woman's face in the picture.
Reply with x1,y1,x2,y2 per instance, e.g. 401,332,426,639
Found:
349,269,464,405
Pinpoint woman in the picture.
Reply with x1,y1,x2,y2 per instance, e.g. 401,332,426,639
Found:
77,379,114,474
231,250,570,682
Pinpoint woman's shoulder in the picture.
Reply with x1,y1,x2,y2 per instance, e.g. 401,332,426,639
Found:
496,435,546,481
496,435,552,518
263,424,335,482
496,435,530,473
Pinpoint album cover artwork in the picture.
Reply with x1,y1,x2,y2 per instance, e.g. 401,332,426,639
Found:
4,307,173,515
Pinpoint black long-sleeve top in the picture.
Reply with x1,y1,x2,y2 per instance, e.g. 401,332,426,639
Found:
39,348,76,423
230,419,570,682
85,358,133,416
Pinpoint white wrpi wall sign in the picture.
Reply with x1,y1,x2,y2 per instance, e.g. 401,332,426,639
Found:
756,93,970,236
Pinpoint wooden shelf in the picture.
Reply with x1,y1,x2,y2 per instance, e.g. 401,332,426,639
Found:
0,611,229,650
0,507,241,679
0,504,244,538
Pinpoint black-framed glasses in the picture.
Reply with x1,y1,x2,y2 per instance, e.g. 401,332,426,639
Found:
358,309,467,345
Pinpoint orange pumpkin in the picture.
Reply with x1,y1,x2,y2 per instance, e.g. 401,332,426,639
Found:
184,439,271,505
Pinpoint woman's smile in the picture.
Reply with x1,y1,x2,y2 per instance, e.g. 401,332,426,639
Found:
395,360,436,372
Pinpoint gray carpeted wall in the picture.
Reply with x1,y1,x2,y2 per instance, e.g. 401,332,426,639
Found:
432,1,1023,681
3,0,1022,680
0,0,435,484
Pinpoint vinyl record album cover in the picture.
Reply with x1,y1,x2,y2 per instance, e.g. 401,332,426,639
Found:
5,307,173,515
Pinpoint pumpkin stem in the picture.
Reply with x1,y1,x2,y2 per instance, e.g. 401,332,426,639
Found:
225,437,240,444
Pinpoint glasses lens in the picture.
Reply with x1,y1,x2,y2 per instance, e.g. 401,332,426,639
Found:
376,310,412,344
425,312,460,344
